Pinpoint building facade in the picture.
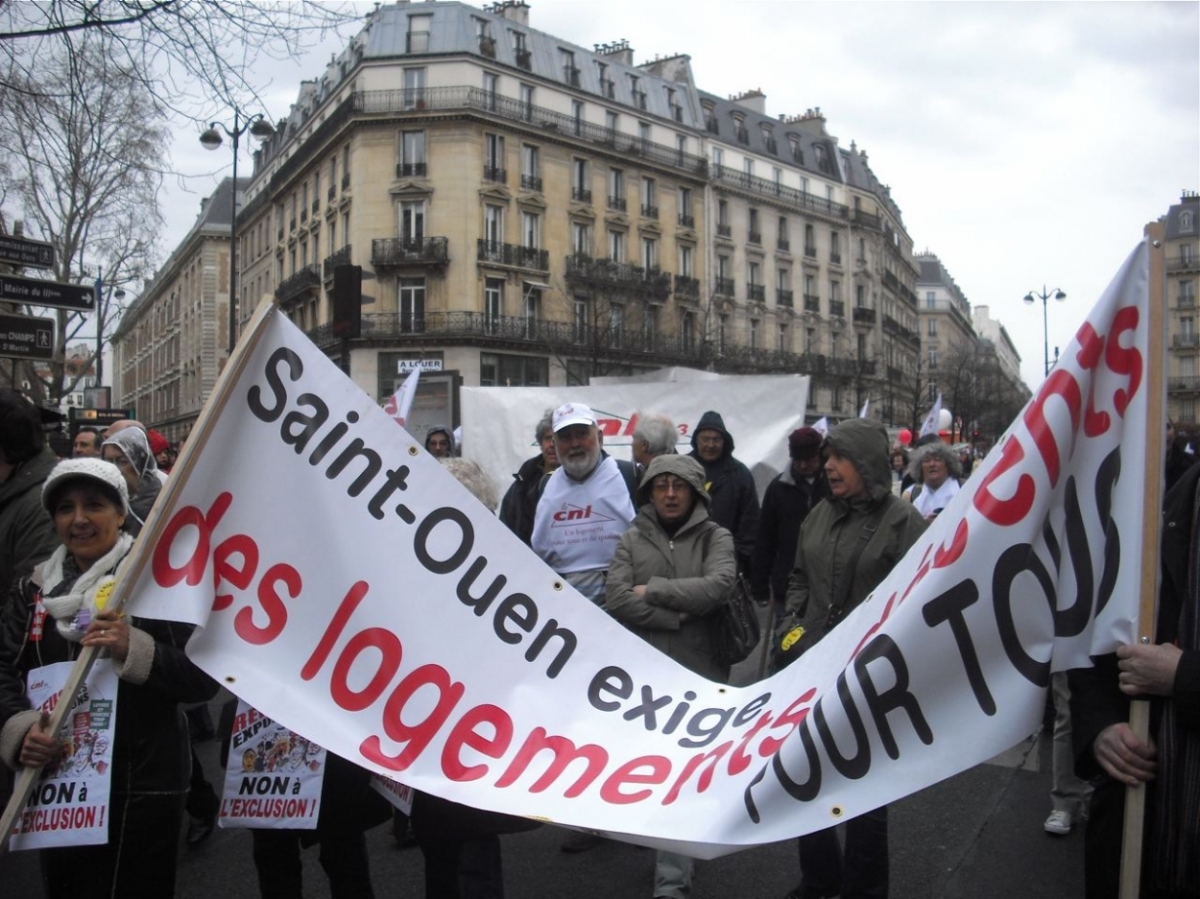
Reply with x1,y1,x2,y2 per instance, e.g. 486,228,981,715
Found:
1164,189,1199,430
111,179,239,441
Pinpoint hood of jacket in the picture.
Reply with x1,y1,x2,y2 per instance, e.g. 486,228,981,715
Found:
636,454,711,508
688,410,735,459
826,418,892,504
0,446,57,509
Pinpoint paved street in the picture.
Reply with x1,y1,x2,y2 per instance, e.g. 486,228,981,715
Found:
2,688,1084,899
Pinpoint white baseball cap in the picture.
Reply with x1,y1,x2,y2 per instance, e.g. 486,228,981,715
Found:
552,402,597,432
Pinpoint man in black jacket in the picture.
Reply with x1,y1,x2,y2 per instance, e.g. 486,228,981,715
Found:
498,410,557,545
688,410,760,574
751,427,829,614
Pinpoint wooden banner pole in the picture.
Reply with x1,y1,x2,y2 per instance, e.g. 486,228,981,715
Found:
1118,227,1168,897
0,296,279,853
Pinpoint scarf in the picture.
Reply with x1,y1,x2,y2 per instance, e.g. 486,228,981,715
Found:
40,531,135,642
1150,478,1200,893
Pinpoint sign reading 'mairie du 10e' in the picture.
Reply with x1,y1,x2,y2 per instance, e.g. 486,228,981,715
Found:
0,273,94,311
0,235,55,270
0,312,54,360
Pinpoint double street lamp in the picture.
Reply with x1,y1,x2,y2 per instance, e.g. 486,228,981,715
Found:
1023,285,1067,377
199,111,276,353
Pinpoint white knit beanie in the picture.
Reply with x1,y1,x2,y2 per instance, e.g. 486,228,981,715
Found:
41,458,131,517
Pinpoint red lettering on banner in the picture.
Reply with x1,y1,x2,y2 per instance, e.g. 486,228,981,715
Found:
234,562,301,645
1106,306,1142,416
152,492,233,587
213,534,259,611
599,755,672,804
442,703,514,781
1022,370,1082,490
756,689,817,757
974,437,1034,526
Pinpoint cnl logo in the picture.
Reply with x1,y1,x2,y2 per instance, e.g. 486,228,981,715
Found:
554,504,594,522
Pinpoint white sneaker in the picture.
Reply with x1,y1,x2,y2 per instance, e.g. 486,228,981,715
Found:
1043,809,1073,835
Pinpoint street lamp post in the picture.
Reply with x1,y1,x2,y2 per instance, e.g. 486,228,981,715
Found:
199,110,275,353
92,266,126,386
1023,285,1067,377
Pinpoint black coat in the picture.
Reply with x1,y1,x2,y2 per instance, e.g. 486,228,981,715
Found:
498,454,547,546
750,467,830,604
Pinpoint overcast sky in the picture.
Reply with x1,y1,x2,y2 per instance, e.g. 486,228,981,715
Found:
162,0,1200,391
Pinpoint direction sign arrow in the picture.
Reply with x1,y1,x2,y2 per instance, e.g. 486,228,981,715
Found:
0,312,55,360
0,274,94,311
0,235,55,270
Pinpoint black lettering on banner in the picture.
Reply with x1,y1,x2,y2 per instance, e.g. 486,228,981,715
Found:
326,438,382,497
414,508,475,574
309,411,360,466
992,544,1055,688
1058,476,1093,638
679,705,736,749
457,556,507,616
922,579,997,715
853,634,934,758
1093,447,1121,616
281,393,330,454
523,619,575,678
743,763,769,823
813,672,871,780
588,666,633,711
661,691,697,735
247,347,302,421
772,714,823,802
623,684,672,730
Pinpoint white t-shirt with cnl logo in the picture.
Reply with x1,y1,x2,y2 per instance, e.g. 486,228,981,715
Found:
532,457,635,602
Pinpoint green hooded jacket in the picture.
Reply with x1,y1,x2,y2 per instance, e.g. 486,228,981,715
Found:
783,419,927,646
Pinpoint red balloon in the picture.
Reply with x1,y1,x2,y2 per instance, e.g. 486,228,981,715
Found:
898,429,912,445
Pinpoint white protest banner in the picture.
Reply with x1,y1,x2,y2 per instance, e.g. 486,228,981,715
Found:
382,367,420,427
461,375,808,500
219,701,326,830
8,661,117,850
371,775,415,816
124,240,1152,859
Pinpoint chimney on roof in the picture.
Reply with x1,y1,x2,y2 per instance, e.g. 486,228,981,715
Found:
595,39,634,66
487,1,529,26
729,88,766,115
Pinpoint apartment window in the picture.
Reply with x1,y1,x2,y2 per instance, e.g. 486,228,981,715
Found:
826,185,835,202
610,304,625,346
804,224,816,255
858,237,866,262
407,14,431,51
788,135,803,164
328,218,336,255
799,176,809,195
644,304,659,340
521,284,541,337
678,244,694,278
804,273,816,297
1181,280,1195,305
521,211,540,249
856,284,866,307
717,255,731,282
748,208,761,244
929,349,939,369
572,100,584,134
519,83,534,120
597,61,613,98
749,319,759,350
605,109,619,138
748,261,760,287
778,216,789,249
641,177,657,217
483,71,499,110
608,168,625,209
484,278,505,331
1183,316,1195,337
403,67,426,108
777,267,790,291
773,167,783,187
574,296,590,343
1181,210,1194,232
1183,244,1195,265
778,323,789,351
676,134,688,158
572,158,590,201
484,133,505,180
641,236,657,271
712,146,724,169
608,229,626,262
400,130,426,177
830,231,841,262
399,278,425,331
717,199,729,229
521,144,541,191
717,314,728,352
400,201,424,243
483,205,503,245
678,187,694,227
572,221,591,255
928,318,938,337
638,120,651,149
926,291,937,309
743,157,754,177
480,352,549,387
560,48,579,86
680,309,696,351
857,333,867,359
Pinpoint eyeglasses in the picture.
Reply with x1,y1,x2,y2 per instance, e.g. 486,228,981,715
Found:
652,477,690,494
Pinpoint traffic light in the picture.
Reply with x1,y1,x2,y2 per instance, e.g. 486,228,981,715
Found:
332,265,362,339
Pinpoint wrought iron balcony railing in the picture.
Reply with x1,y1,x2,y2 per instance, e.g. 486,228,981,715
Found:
371,237,449,267
564,255,672,298
477,240,549,271
712,164,850,221
322,245,352,281
803,294,820,312
276,264,321,303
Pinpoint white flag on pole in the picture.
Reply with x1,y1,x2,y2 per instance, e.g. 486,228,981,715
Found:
919,392,943,437
859,399,870,419
812,416,830,436
382,367,420,427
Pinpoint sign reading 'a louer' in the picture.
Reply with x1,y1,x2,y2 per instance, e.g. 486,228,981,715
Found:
0,312,54,360
0,274,94,311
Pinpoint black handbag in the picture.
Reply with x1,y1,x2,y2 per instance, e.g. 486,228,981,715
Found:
702,525,761,667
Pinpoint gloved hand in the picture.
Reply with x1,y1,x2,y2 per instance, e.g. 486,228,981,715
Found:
771,613,808,671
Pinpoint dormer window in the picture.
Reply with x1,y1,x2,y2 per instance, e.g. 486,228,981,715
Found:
1183,210,1195,232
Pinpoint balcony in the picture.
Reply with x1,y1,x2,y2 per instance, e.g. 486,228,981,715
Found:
777,289,794,308
371,236,449,268
1175,333,1199,349
803,294,820,313
396,162,427,178
608,195,627,212
322,244,352,281
830,252,842,265
853,210,882,231
311,199,319,214
479,35,497,58
483,165,506,184
327,185,336,201
748,284,766,302
678,213,695,228
715,277,735,296
853,306,877,325
477,240,549,271
711,164,850,221
301,209,308,224
717,223,732,238
641,204,658,219
520,174,543,192
565,255,672,299
1167,255,1199,272
674,274,700,300
571,186,593,203
1169,376,1200,391
563,66,581,87
829,300,845,318
804,245,817,258
777,238,790,252
748,230,762,245
1177,293,1196,308
516,49,531,70
276,264,321,304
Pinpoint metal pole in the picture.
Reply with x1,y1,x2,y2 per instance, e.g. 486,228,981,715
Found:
1041,287,1050,377
228,110,240,355
94,267,104,386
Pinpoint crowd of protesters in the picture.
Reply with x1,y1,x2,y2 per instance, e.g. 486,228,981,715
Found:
1,383,1197,899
